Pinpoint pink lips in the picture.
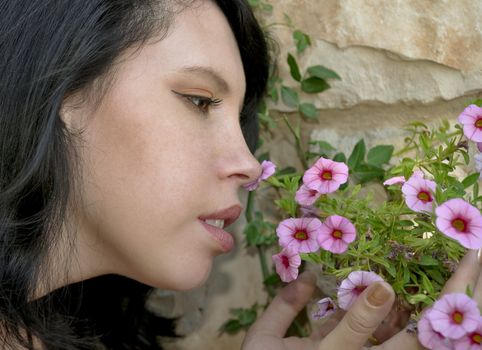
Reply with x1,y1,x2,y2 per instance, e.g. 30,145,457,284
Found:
198,205,242,252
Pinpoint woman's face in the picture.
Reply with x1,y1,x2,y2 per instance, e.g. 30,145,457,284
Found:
64,1,261,290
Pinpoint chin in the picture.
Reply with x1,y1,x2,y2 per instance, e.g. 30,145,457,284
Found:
139,260,214,291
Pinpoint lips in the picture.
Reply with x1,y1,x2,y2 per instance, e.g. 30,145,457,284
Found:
198,205,242,252
198,205,242,229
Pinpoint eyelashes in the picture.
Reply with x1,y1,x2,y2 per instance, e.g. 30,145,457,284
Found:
172,90,222,115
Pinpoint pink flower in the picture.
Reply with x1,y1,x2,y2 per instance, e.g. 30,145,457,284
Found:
276,217,321,253
383,170,424,186
401,173,436,213
271,247,301,283
303,157,348,194
412,169,425,178
477,142,482,152
453,317,482,350
317,215,356,254
295,184,322,206
312,297,337,320
418,309,454,350
429,293,480,340
435,198,482,249
458,104,482,142
383,176,406,186
243,160,276,191
337,271,384,310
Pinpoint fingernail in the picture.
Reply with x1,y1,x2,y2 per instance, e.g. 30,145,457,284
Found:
477,248,482,264
366,282,391,307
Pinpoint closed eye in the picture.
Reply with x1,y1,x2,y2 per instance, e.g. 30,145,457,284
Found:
172,90,222,114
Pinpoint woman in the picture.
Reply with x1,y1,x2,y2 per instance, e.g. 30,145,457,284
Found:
1,0,481,349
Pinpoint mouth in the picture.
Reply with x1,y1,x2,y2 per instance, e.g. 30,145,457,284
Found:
198,205,243,252
198,204,243,229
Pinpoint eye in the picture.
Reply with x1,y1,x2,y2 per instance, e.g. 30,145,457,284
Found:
172,90,222,114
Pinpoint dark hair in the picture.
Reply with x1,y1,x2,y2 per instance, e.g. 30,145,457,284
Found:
0,0,269,349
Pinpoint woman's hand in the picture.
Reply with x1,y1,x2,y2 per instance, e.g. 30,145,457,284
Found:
243,249,482,350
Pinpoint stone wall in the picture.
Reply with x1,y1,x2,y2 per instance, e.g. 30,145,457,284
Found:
155,1,482,349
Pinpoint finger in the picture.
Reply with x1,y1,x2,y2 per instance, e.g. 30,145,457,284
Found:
310,310,345,341
320,281,395,350
373,329,424,350
248,271,316,337
441,249,480,295
471,249,482,302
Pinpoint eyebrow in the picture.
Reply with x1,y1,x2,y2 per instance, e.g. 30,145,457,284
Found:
177,65,230,94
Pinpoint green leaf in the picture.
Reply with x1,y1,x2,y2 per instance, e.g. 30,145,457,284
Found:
287,53,301,82
418,255,439,266
367,145,394,167
461,150,470,165
462,173,480,189
258,111,277,129
333,152,347,163
347,139,366,170
407,293,432,305
293,30,311,54
266,176,284,188
309,140,335,152
301,77,330,94
268,86,279,102
469,99,482,107
300,252,324,264
351,184,362,196
299,103,318,119
397,220,414,227
243,222,263,246
283,175,302,193
307,65,341,80
235,308,257,326
354,164,385,183
274,198,297,217
220,319,242,334
466,284,474,297
264,273,281,286
426,269,445,285
420,273,435,294
386,264,397,278
408,121,429,129
261,2,273,12
281,86,299,107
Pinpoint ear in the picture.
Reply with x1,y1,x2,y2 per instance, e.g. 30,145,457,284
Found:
59,92,89,132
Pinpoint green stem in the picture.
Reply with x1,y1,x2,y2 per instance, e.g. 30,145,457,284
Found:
283,116,308,170
257,245,275,297
245,191,254,223
245,191,276,297
292,319,308,337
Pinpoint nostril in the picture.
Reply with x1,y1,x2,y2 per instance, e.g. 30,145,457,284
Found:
241,160,276,191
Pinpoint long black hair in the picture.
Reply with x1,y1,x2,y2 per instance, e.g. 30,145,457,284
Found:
0,0,269,348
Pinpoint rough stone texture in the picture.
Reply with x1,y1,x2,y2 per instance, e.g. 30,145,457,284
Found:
155,1,482,349
268,0,482,109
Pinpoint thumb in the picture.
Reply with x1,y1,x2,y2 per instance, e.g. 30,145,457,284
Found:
320,281,395,350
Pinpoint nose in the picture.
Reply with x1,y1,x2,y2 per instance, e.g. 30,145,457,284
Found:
216,124,262,186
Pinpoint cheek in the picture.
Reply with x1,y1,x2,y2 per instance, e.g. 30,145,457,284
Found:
76,100,219,289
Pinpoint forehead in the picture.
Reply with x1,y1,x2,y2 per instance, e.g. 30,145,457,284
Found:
145,1,246,96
